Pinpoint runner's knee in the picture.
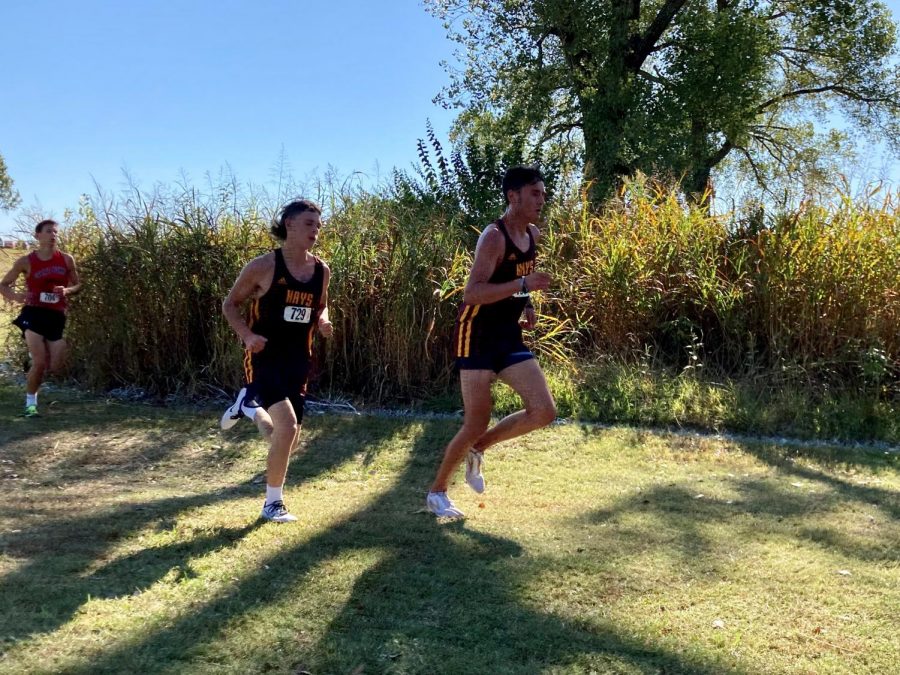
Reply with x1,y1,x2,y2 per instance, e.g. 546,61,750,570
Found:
529,400,557,427
275,421,299,438
462,414,490,438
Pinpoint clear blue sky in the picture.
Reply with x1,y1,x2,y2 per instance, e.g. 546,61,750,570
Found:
0,0,458,235
2,1,899,237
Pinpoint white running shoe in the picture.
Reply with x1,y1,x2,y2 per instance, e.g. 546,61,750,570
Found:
220,387,260,430
465,450,485,494
426,491,465,518
260,500,297,523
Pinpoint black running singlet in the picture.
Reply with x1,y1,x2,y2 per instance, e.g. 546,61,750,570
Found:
247,249,324,357
454,219,536,358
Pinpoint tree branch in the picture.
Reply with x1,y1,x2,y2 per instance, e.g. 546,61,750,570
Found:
625,0,689,70
757,84,899,114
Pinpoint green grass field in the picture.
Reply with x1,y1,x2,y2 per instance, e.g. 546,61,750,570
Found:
0,381,897,674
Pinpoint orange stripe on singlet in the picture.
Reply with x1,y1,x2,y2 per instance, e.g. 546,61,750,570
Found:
243,299,260,381
457,304,480,357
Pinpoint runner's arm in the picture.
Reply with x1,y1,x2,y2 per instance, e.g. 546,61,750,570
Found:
0,256,28,304
58,254,82,296
223,257,270,350
317,263,333,337
462,227,550,305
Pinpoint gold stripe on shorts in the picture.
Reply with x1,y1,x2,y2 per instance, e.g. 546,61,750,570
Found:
458,304,480,358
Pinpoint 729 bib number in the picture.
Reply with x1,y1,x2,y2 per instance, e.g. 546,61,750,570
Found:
283,305,312,323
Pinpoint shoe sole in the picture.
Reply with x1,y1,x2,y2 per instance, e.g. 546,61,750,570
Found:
220,388,247,430
426,501,465,518
220,409,241,430
465,454,485,494
260,513,297,523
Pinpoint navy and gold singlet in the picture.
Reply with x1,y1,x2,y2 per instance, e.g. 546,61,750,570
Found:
243,249,324,410
453,218,536,365
246,250,324,356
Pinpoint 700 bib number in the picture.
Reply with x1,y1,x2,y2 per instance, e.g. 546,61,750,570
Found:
283,305,312,323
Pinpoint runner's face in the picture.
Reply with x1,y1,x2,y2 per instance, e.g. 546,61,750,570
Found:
35,224,59,247
286,211,321,247
509,181,546,221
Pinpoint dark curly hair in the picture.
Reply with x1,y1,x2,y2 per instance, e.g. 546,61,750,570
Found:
271,199,322,240
501,166,544,204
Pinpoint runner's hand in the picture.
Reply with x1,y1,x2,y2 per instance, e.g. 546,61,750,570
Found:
318,319,334,338
519,306,537,330
52,285,67,297
525,271,551,291
243,333,267,353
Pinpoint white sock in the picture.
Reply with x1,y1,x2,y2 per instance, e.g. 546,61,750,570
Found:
241,404,258,420
265,485,284,504
26,393,37,407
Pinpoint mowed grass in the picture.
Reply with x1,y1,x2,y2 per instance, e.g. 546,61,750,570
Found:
0,381,898,674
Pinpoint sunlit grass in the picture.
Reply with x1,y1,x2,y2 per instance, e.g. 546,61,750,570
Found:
1,381,897,674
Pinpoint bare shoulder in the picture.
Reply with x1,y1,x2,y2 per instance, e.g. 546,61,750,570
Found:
528,223,542,239
13,253,31,271
477,223,505,249
62,252,77,267
243,251,275,277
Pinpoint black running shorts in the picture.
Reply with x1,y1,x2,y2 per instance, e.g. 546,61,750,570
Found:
12,306,67,342
456,331,534,374
245,351,310,422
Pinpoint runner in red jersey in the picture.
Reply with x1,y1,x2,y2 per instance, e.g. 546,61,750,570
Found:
222,200,334,523
0,219,81,416
426,167,556,518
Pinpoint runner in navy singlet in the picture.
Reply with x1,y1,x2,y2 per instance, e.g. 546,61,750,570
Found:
0,219,81,417
427,167,557,518
222,200,334,523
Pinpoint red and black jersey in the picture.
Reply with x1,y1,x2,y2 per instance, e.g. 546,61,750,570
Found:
454,219,536,358
246,249,324,358
25,250,70,313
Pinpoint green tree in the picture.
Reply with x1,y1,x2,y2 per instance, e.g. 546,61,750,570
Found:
427,0,900,202
0,152,21,211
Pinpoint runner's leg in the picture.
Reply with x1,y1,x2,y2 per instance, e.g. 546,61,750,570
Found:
430,369,494,493
472,359,556,452
24,330,48,396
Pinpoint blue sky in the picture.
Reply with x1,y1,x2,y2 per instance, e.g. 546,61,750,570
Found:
0,0,457,235
2,1,899,237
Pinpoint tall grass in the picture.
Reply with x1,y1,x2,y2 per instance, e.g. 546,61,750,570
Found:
5,173,896,440
539,176,899,385
317,191,471,400
62,189,271,396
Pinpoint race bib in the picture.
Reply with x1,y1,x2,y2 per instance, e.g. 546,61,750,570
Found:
283,305,312,323
512,291,531,299
39,292,60,304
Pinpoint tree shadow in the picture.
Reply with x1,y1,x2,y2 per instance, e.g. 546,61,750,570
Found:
734,441,899,521
61,419,744,675
0,414,390,650
576,456,899,575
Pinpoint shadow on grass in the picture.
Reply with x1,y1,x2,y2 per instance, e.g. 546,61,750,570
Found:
55,420,740,675
0,413,388,653
579,444,898,572
0,381,224,482
736,442,900,521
